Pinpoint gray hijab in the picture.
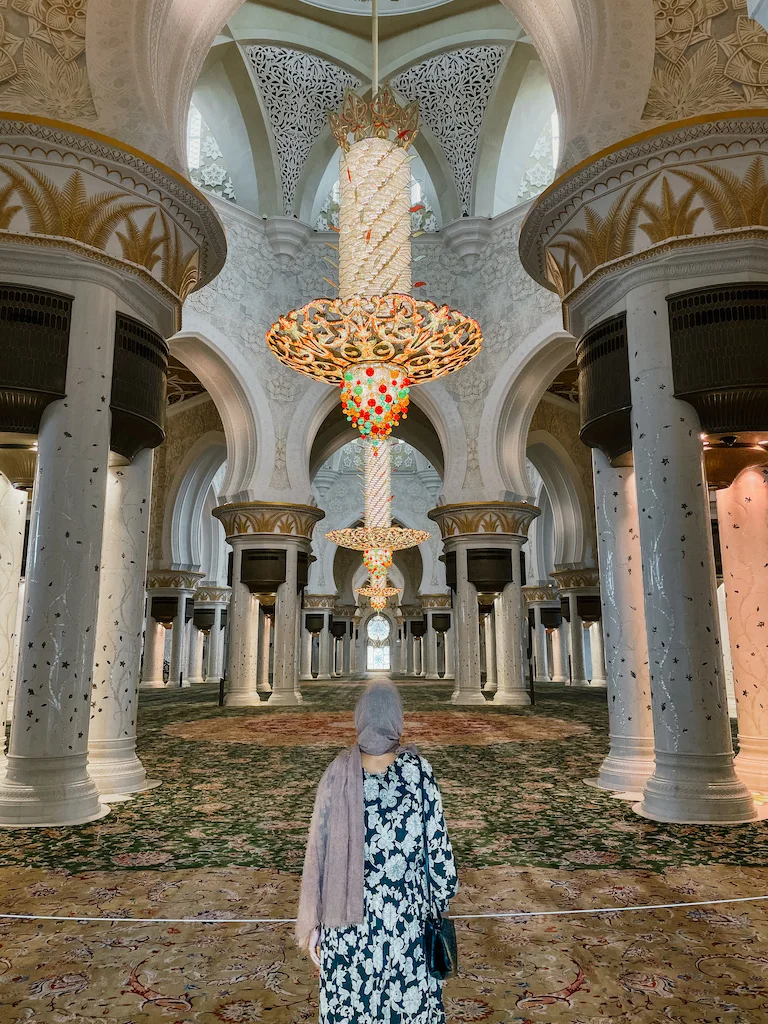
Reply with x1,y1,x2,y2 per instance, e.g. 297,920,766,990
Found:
295,681,413,947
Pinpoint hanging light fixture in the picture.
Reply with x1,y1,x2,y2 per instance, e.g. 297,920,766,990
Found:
265,0,482,615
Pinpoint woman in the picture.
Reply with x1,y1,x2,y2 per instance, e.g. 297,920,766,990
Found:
296,680,458,1023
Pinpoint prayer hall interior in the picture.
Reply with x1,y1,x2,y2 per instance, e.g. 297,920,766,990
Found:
2,0,768,1020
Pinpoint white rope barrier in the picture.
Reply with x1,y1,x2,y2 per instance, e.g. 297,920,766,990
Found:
1,893,767,926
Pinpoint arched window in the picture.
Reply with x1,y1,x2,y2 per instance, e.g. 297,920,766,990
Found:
366,615,392,671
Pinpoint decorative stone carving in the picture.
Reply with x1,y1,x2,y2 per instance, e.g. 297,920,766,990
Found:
419,594,452,608
213,502,326,540
441,217,492,259
0,115,226,314
187,104,236,203
392,46,507,215
246,46,359,215
265,216,314,260
195,586,231,605
146,569,205,591
522,584,560,604
304,594,336,610
520,114,768,314
333,604,357,618
428,501,541,539
550,567,600,593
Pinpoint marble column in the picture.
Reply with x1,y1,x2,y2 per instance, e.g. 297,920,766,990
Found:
317,613,332,680
186,625,205,685
168,592,190,688
406,624,416,676
482,609,497,693
550,622,569,683
532,607,548,682
589,621,608,687
422,608,443,681
270,540,305,705
0,281,116,826
626,281,754,823
522,587,558,684
195,590,230,684
450,543,484,705
140,618,166,688
343,628,352,676
717,465,768,793
224,538,261,707
300,616,313,680
350,621,359,676
592,450,655,792
494,575,530,707
257,608,273,693
0,476,26,771
88,450,159,797
549,577,593,689
444,624,455,680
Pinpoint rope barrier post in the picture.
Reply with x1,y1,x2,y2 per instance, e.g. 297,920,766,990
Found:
219,676,226,707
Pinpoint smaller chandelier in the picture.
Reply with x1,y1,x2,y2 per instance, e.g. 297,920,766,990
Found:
357,584,399,599
370,594,389,612
327,525,429,551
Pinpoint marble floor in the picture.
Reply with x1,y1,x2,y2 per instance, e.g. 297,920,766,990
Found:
1,681,767,1022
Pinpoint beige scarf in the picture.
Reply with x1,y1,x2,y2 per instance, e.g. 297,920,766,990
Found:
295,681,411,947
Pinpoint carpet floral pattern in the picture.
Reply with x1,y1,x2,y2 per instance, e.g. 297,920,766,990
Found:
1,681,768,1022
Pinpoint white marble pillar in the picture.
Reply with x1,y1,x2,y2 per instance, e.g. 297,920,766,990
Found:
589,620,608,687
182,618,195,685
300,618,313,680
452,543,485,705
416,636,425,677
550,623,569,683
168,593,190,688
350,624,359,676
342,629,352,676
88,450,159,796
592,450,655,792
0,476,26,770
270,541,303,705
444,624,455,681
186,626,205,685
0,281,116,827
494,575,530,707
140,618,166,688
566,594,589,687
204,605,225,684
532,607,549,683
482,610,497,693
627,281,754,823
257,608,273,693
718,466,768,793
317,613,332,680
225,540,261,706
406,625,415,676
424,612,440,680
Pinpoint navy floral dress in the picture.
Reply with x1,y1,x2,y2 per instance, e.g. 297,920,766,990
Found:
319,751,458,1024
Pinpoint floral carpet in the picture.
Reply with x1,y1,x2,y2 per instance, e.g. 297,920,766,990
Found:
1,681,767,1022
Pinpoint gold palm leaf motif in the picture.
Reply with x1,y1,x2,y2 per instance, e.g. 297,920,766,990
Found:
160,212,199,300
551,178,655,278
675,156,768,230
0,179,22,229
639,175,704,244
0,163,148,248
116,211,165,272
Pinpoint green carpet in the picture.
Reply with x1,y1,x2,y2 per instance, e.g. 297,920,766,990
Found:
1,681,766,876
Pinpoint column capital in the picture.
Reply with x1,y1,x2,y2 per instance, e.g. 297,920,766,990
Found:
303,594,336,610
520,111,768,328
419,594,452,609
550,567,600,594
213,501,325,542
521,584,561,606
194,586,231,605
146,569,205,592
0,114,226,326
332,604,357,618
428,501,541,541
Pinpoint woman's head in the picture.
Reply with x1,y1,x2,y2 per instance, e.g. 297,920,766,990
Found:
354,681,403,755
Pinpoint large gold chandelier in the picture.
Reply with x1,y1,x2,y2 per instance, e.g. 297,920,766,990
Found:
265,3,483,614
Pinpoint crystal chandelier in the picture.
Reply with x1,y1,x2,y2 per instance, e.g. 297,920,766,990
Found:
265,0,483,617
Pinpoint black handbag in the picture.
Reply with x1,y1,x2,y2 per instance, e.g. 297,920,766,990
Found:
418,760,458,980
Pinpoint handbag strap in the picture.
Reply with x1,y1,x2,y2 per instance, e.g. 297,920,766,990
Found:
418,756,436,917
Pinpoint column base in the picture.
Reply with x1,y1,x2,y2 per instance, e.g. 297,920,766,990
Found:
425,673,442,681
482,680,497,693
224,690,265,707
597,737,656,792
204,676,222,686
534,675,551,684
637,751,757,824
314,673,331,680
188,676,205,686
493,691,531,707
589,679,608,689
551,674,568,683
736,736,768,795
139,680,166,689
0,754,108,827
568,679,591,688
87,738,157,797
451,690,488,706
165,680,190,689
299,673,314,681
268,690,303,705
